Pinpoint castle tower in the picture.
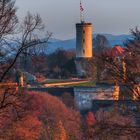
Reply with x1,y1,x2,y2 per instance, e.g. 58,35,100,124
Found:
75,1,93,77
76,23,93,58
75,22,93,76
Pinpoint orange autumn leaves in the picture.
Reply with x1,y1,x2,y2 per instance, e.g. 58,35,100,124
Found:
0,91,82,140
86,112,96,126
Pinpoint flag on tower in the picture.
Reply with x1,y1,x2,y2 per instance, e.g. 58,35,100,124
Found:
80,2,84,11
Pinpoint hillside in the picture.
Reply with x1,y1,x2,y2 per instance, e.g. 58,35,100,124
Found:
47,34,132,53
0,34,133,56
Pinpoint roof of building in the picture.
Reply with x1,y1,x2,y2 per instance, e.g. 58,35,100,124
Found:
103,45,124,58
111,45,124,57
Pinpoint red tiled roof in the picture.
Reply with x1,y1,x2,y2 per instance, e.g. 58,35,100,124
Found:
111,45,124,57
103,45,124,58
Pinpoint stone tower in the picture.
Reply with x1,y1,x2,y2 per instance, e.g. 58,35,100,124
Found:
76,23,93,58
75,22,93,77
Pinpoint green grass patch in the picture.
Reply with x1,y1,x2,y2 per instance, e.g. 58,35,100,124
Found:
42,79,88,84
64,80,96,87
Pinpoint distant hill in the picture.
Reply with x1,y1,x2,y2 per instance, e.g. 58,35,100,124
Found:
46,34,133,54
1,34,133,57
100,34,133,46
47,38,76,54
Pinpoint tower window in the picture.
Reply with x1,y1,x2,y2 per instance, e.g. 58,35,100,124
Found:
83,30,85,34
83,38,85,43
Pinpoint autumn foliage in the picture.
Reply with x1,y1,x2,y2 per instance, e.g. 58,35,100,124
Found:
93,109,139,140
86,111,96,126
0,91,83,140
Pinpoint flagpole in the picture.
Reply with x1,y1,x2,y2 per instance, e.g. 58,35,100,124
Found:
80,0,82,23
80,0,84,23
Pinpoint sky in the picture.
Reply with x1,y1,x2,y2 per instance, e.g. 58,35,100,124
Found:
16,0,140,39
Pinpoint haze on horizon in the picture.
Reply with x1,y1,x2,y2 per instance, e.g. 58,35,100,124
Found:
16,0,140,39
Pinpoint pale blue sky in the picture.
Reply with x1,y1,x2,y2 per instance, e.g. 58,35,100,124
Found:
16,0,140,39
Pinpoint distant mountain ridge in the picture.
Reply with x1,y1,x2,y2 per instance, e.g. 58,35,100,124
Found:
47,34,132,54
0,34,133,60
99,34,133,46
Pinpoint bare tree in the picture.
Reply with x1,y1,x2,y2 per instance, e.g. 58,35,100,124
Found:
0,0,18,39
0,0,18,67
0,12,51,82
92,109,140,140
0,0,51,126
98,28,140,100
0,86,23,119
93,35,110,82
93,34,110,53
